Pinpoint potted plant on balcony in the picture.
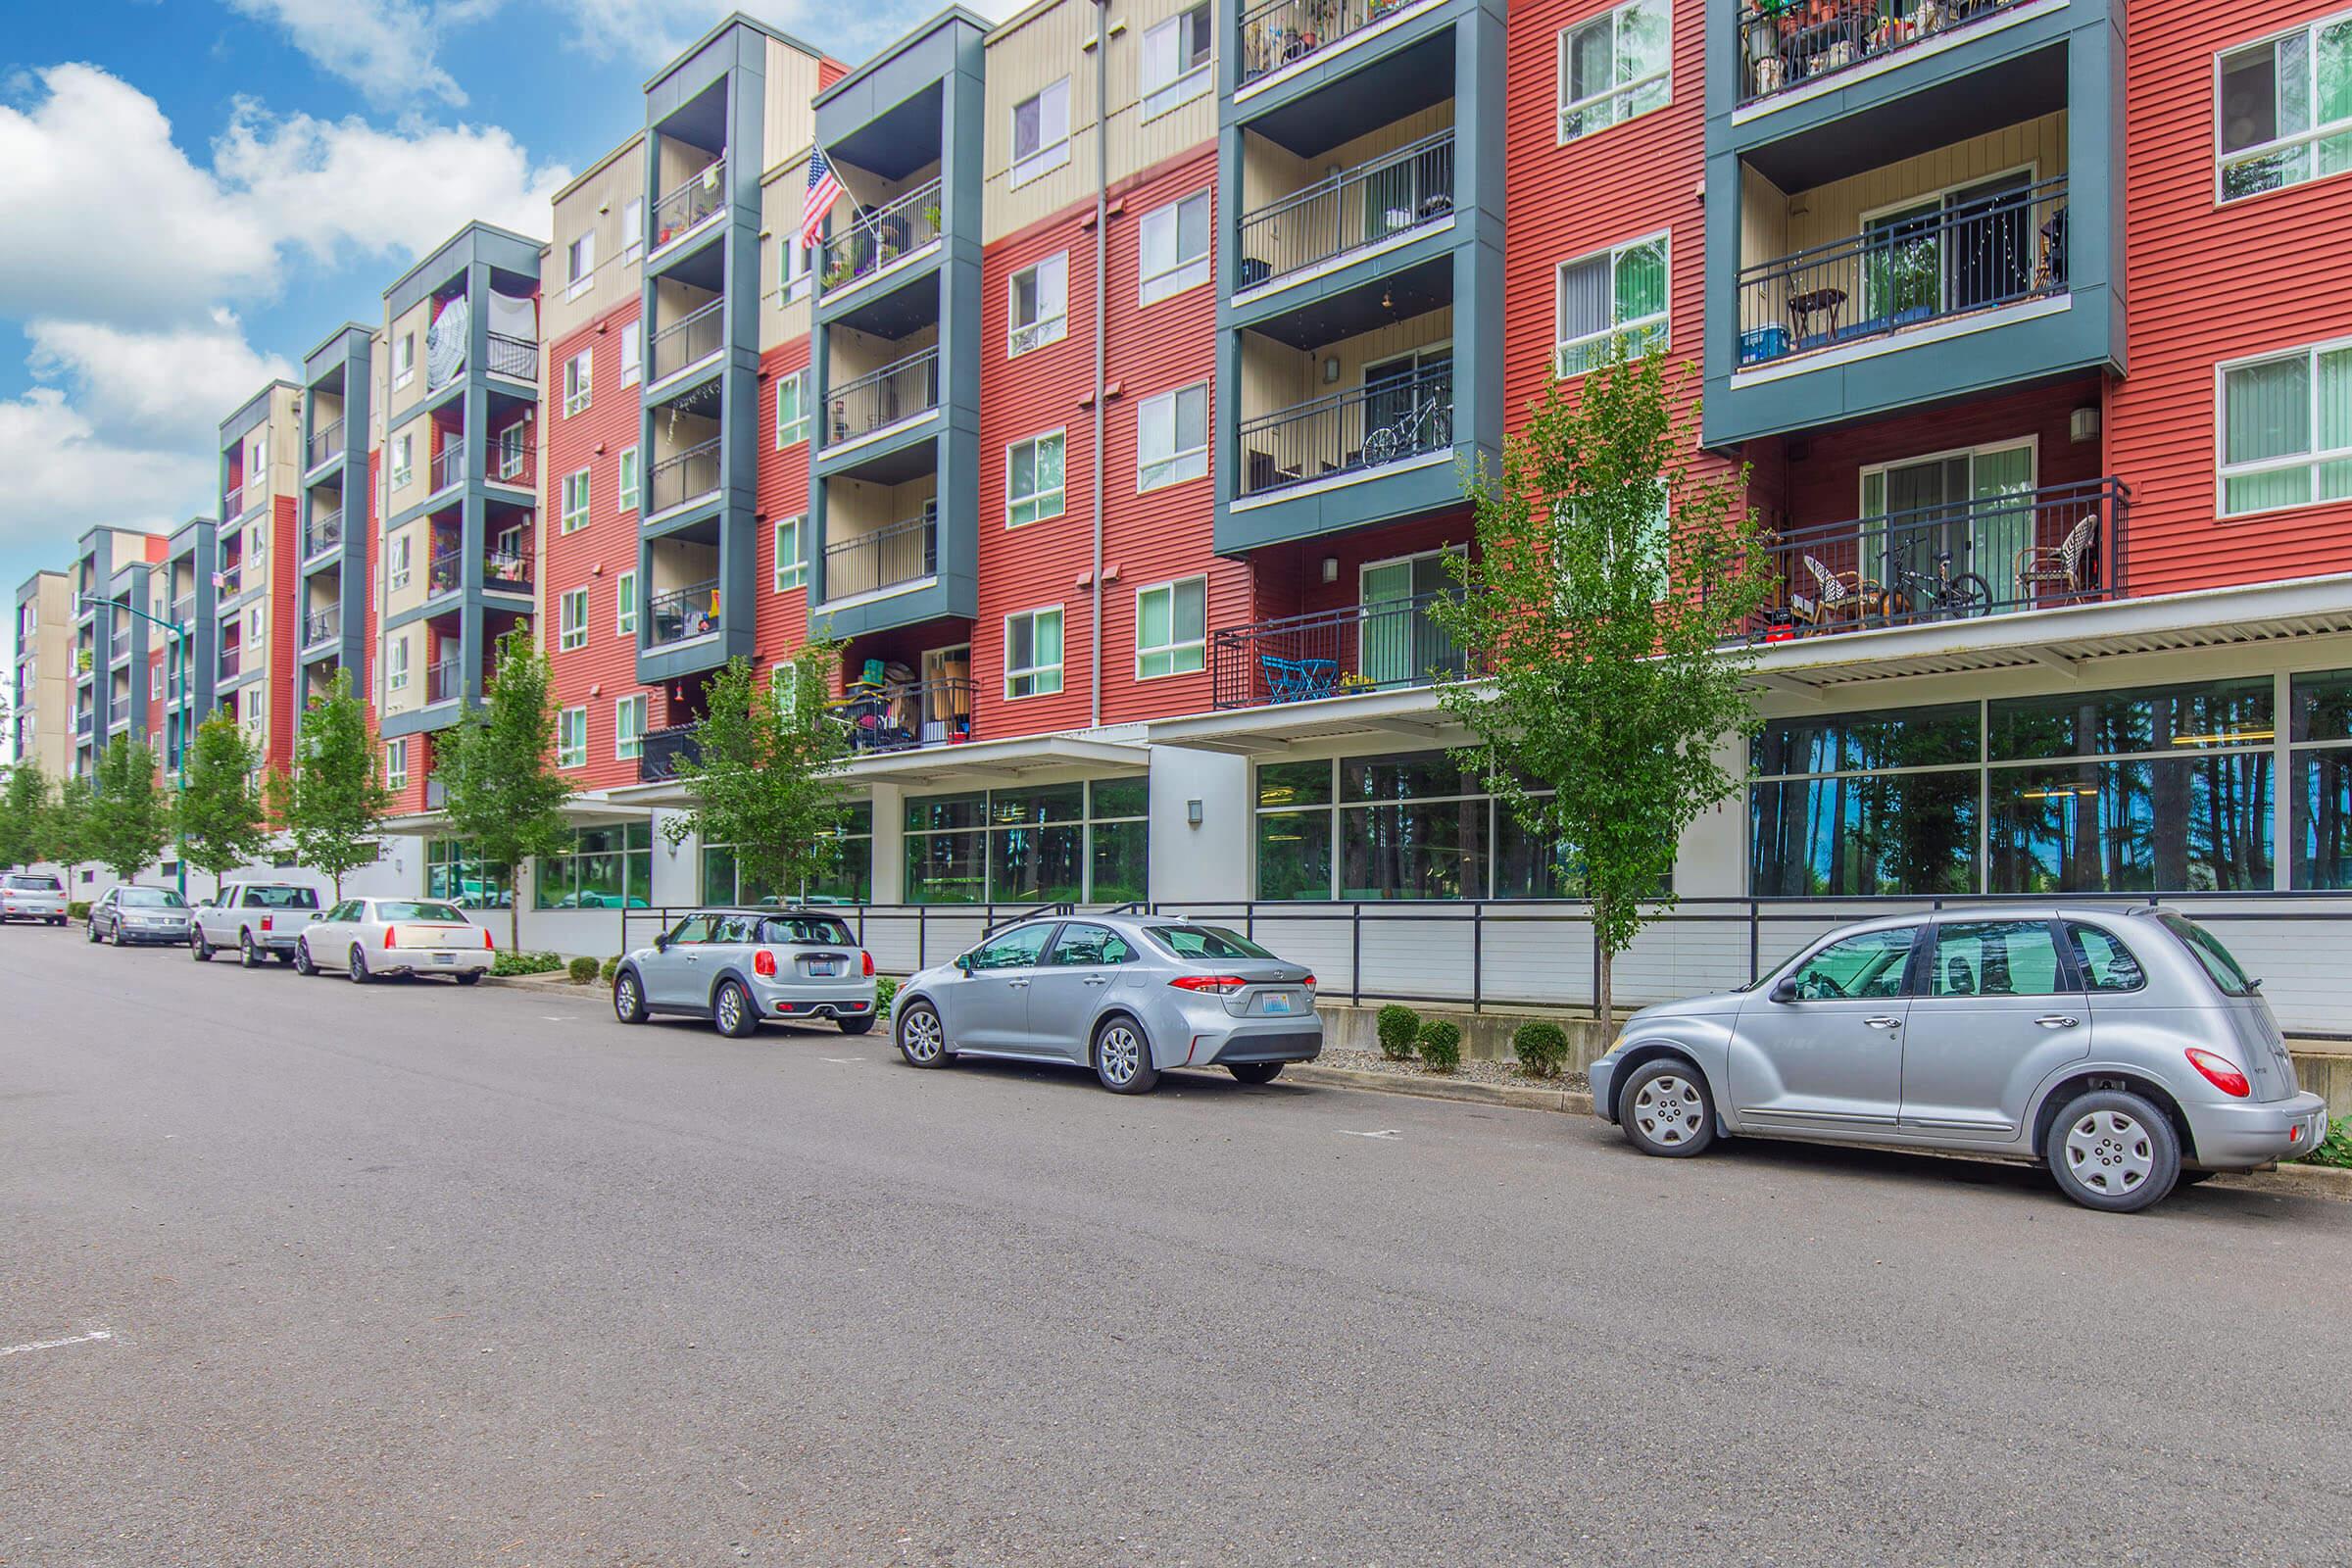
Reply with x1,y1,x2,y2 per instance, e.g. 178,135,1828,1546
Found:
922,201,942,232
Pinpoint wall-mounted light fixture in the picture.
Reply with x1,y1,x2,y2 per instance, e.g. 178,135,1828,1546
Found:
1321,557,1339,585
1323,357,1341,384
1187,799,1203,826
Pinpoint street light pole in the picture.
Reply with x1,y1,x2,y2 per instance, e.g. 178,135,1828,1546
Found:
77,594,190,899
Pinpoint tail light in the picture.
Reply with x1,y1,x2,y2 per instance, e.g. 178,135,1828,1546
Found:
1300,973,1316,990
2185,1048,2251,1098
383,925,398,949
860,951,875,977
1169,974,1248,994
481,928,495,951
754,949,777,978
260,914,272,933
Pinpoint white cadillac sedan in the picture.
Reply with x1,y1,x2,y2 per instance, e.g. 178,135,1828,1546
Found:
294,896,497,983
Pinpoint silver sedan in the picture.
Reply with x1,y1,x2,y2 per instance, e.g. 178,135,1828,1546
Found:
892,914,1322,1093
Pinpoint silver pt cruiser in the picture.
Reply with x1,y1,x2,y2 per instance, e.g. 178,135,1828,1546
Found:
1589,906,2330,1212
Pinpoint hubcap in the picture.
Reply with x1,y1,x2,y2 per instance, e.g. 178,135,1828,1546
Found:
1633,1074,1706,1146
350,949,364,979
617,977,637,1016
903,1009,942,1062
2065,1109,2154,1194
718,988,741,1030
1100,1025,1142,1085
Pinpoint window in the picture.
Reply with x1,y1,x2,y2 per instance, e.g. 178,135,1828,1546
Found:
1006,431,1066,526
705,802,875,906
386,738,409,790
971,923,1056,971
563,468,591,533
560,588,588,651
615,694,647,760
387,532,412,593
566,229,596,299
903,784,1143,904
388,637,410,693
616,447,640,514
2218,14,2352,201
620,319,642,386
775,369,808,447
1139,190,1211,304
1008,253,1069,357
2159,911,2261,997
1555,233,1669,375
616,570,638,635
1136,577,1206,678
1556,0,1671,144
1927,920,2064,998
2218,338,2352,516
533,823,653,908
247,605,263,640
557,706,587,767
394,332,415,390
389,432,414,489
1011,78,1071,186
1784,927,1919,1001
1049,922,1136,966
1142,5,1213,120
2292,667,2352,888
2066,923,2147,992
1004,607,1064,699
779,235,810,303
564,350,592,416
1137,383,1209,490
621,196,645,265
773,515,807,592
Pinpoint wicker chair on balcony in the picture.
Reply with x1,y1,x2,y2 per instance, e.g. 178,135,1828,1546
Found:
1793,553,1881,630
2014,514,2099,606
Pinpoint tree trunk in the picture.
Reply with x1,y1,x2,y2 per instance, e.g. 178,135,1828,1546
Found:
1593,896,1614,1033
509,899,520,956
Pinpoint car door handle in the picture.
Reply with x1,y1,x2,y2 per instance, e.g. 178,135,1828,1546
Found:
1007,978,1030,989
1081,975,1111,986
2035,1014,2081,1029
1864,1016,1903,1029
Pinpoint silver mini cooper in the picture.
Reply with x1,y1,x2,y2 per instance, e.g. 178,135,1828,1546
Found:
1589,906,2330,1212
613,908,878,1037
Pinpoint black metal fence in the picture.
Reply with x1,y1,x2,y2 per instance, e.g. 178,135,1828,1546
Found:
1237,364,1452,498
430,438,466,494
304,508,343,561
818,178,942,297
651,298,723,380
1211,589,1465,709
648,579,720,647
486,332,537,379
425,657,463,705
303,605,341,647
307,416,343,469
649,437,721,514
832,675,975,754
637,723,702,783
1238,0,1415,86
823,511,938,601
653,156,725,248
1737,0,2030,106
827,350,939,447
1237,130,1454,288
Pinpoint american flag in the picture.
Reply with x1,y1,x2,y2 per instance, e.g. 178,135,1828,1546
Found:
798,147,843,251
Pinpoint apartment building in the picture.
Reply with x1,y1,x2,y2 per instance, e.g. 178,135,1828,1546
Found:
297,324,374,722
213,385,305,776
156,517,221,778
66,526,168,777
12,570,73,779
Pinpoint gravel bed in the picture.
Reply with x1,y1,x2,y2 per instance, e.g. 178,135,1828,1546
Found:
1312,1045,1588,1095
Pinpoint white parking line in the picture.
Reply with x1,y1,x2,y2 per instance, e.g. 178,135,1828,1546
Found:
1,1327,114,1357
821,1056,866,1064
1339,1129,1402,1140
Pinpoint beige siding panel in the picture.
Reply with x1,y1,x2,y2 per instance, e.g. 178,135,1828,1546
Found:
648,537,718,598
759,166,815,352
383,404,431,520
763,39,821,180
1740,164,1789,271
828,319,941,385
1239,306,1452,422
1779,112,2068,259
544,135,648,344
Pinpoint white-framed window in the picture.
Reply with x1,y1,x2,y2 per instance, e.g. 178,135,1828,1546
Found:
1135,576,1206,679
389,431,414,489
1011,78,1072,187
773,515,807,592
387,532,412,593
1004,606,1065,699
1006,430,1067,527
1139,190,1211,304
2218,336,2352,516
1142,5,1213,120
566,229,596,299
562,468,590,533
621,197,645,266
150,662,164,700
564,350,593,416
393,332,415,390
560,587,589,651
247,605,263,640
1138,383,1209,491
616,570,639,635
494,420,529,479
1008,252,1069,357
620,319,642,386
1555,231,1670,376
775,369,808,447
557,706,587,768
616,447,640,514
388,636,410,693
2218,13,2352,202
386,737,409,790
779,235,810,303
615,694,647,761
1556,0,1671,144
248,521,266,560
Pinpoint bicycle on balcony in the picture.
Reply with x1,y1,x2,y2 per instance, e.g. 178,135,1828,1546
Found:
1361,392,1452,466
1882,542,1991,623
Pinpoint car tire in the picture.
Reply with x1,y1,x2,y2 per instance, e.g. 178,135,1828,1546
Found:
84,921,98,944
895,1001,953,1068
1228,1061,1284,1085
2048,1088,2180,1213
239,930,262,969
1618,1058,1718,1157
838,1014,876,1035
711,979,759,1039
348,945,372,985
191,928,212,961
1093,1015,1159,1095
454,971,481,986
612,969,648,1025
293,939,316,977
2176,1168,2219,1188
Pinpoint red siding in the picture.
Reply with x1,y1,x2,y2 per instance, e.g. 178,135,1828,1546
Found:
754,337,815,672
265,492,299,776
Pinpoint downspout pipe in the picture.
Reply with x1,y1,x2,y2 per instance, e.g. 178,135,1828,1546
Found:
1090,0,1110,729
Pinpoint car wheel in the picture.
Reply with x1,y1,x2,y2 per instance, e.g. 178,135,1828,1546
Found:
1618,1058,1717,1157
293,939,316,977
85,920,98,944
895,1001,952,1068
1094,1015,1159,1095
2176,1168,2219,1188
191,928,212,961
1228,1061,1284,1085
838,1014,876,1035
348,945,372,985
2048,1089,2180,1213
711,979,759,1039
612,969,648,1025
454,971,481,986
239,930,262,969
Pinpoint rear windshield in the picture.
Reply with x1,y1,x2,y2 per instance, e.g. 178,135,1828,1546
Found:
761,915,854,946
118,888,187,908
245,886,319,909
377,901,468,924
2158,912,2258,997
1146,924,1277,961
4,874,61,891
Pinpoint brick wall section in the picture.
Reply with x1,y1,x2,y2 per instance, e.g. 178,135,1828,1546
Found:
754,337,816,675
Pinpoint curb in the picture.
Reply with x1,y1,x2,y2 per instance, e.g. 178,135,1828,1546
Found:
481,973,600,993
2221,1160,2352,1200
1288,1062,1594,1117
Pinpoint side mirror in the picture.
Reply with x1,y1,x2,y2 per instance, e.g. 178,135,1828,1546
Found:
1768,977,1798,1004
654,933,670,952
956,953,976,975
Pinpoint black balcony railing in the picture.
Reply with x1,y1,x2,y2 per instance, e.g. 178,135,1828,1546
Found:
171,594,193,625
217,564,243,602
425,658,464,706
647,579,721,647
303,605,342,648
427,544,465,596
487,332,537,379
1237,364,1453,498
307,416,344,469
648,438,722,514
831,676,975,755
108,630,129,664
1237,130,1454,289
1750,476,2128,640
218,644,243,682
1737,0,2032,106
637,723,703,782
75,711,92,737
1738,176,2067,368
1239,0,1421,86
651,297,723,380
223,482,249,519
1211,591,1467,710
485,549,533,596
431,438,466,493
817,178,943,298
653,156,726,249
823,510,938,601
304,508,343,561
488,439,537,487
826,350,940,447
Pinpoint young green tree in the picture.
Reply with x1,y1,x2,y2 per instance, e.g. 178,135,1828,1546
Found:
1427,343,1770,1027
176,710,269,897
268,667,393,900
48,771,95,891
663,646,854,903
0,762,52,869
439,626,575,950
86,735,173,886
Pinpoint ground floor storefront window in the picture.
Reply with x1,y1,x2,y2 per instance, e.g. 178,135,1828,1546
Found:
534,823,655,909
702,803,875,906
904,780,1147,904
425,838,513,908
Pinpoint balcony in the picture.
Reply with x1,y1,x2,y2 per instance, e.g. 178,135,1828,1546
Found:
832,675,974,755
647,579,720,648
487,332,537,380
1237,131,1453,293
108,630,129,664
430,439,466,494
216,564,243,604
1238,0,1430,89
425,657,464,706
219,644,243,682
637,722,702,783
826,350,939,450
75,711,93,738
1737,0,2036,108
648,438,722,515
303,605,342,649
304,508,343,562
650,298,724,381
823,511,938,602
817,179,943,300
653,156,726,252
488,440,537,488
171,594,193,625
307,416,344,470
484,548,533,597
1238,362,1452,499
1211,591,1465,709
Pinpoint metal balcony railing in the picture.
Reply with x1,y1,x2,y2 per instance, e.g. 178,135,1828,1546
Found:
823,510,938,601
223,482,249,519
1737,0,2033,106
483,549,533,596
1237,363,1453,498
487,332,537,379
1737,176,2068,368
489,440,537,487
651,297,724,380
817,178,943,298
308,416,344,469
1237,130,1454,289
431,438,466,493
425,658,464,706
1748,476,2129,641
831,675,976,755
1239,0,1420,86
218,644,242,682
171,595,192,625
304,508,343,561
647,580,721,647
217,564,243,603
1212,590,1467,710
826,349,939,447
75,711,92,737
108,630,129,664
637,723,702,782
303,605,341,648
648,438,722,514
653,156,726,249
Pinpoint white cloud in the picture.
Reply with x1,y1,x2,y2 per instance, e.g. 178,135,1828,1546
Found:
222,0,473,109
0,389,201,549
25,314,296,445
556,0,1028,67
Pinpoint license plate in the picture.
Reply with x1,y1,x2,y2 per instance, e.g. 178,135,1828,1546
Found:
808,961,841,977
431,953,455,965
1262,993,1292,1014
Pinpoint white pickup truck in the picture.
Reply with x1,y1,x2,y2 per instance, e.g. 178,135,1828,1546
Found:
190,880,323,967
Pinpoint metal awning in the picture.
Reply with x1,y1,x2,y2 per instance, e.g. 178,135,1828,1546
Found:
379,797,655,837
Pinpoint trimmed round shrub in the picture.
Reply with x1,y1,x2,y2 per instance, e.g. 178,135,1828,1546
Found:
68,901,91,921
1416,1018,1463,1074
1375,1004,1421,1060
490,950,564,978
567,956,602,985
1512,1020,1571,1079
599,955,621,985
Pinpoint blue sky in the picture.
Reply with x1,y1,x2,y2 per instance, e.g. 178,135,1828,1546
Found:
0,0,1011,707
